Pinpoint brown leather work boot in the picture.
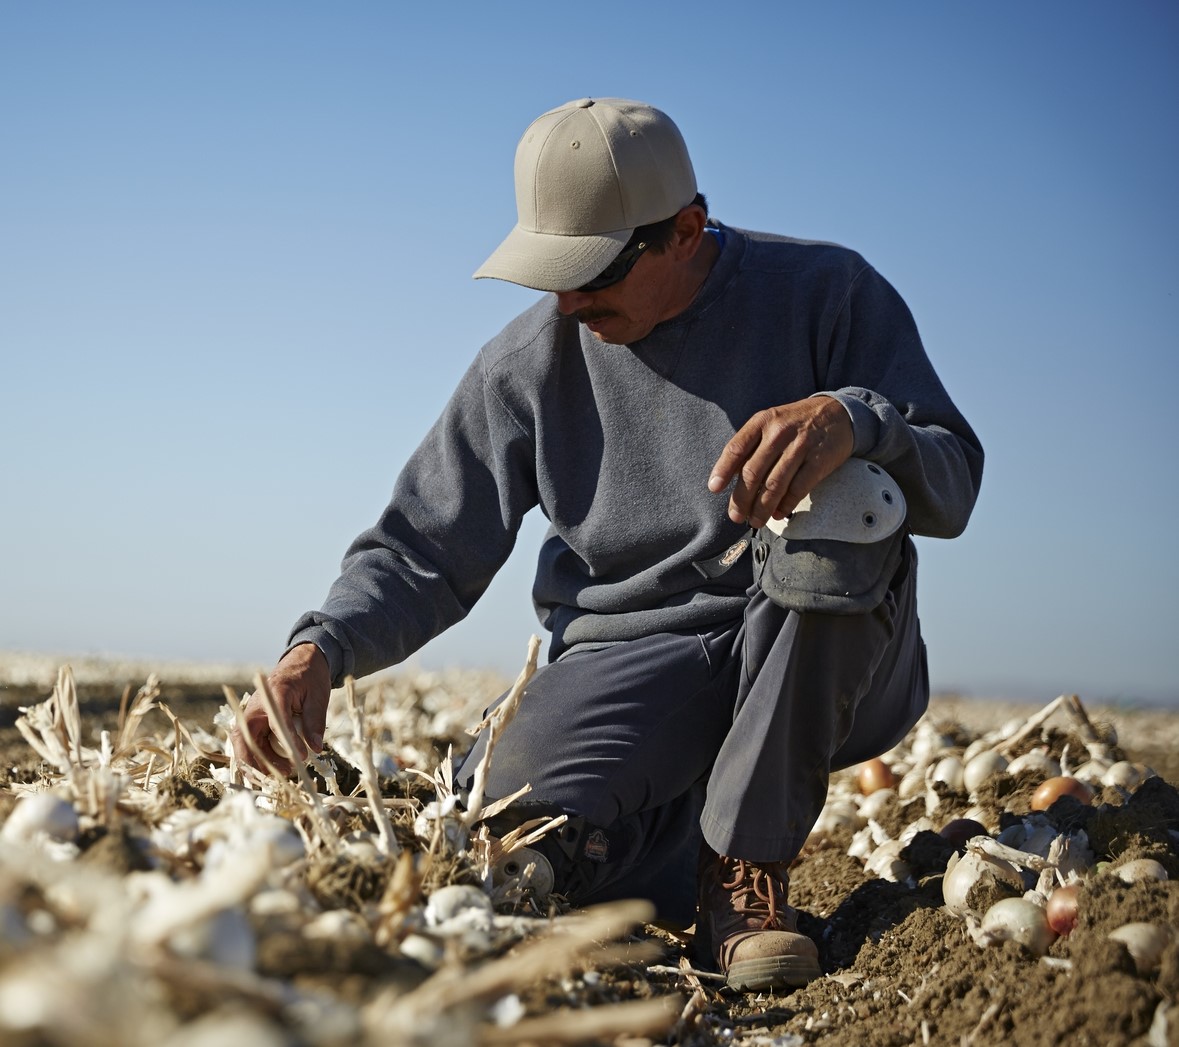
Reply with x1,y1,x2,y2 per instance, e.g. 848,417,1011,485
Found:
696,845,822,991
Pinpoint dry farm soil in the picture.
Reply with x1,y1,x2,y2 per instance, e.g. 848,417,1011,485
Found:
0,655,1177,1046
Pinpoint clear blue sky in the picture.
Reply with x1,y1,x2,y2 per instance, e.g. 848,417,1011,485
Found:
2,2,1176,706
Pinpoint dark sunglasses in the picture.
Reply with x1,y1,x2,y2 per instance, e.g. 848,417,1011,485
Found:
577,238,650,292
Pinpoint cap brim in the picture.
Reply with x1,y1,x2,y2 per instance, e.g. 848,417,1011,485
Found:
473,225,630,292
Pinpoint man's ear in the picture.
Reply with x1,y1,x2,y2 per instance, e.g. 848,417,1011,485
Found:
672,205,708,257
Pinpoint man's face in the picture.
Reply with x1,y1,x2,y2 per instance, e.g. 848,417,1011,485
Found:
553,247,681,345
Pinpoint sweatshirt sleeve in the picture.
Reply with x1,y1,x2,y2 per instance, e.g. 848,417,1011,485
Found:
814,264,984,539
286,350,538,685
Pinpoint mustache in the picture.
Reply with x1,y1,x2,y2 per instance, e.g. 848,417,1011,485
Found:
575,309,616,324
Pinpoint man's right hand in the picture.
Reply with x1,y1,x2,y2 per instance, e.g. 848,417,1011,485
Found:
231,642,331,776
708,395,854,530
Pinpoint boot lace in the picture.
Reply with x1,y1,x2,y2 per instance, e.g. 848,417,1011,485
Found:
720,858,790,931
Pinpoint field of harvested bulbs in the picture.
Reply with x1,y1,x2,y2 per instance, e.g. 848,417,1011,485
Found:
0,646,1175,1046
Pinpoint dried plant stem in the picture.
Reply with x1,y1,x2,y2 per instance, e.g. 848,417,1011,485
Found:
116,675,161,753
56,666,84,767
344,676,401,856
647,962,726,983
155,703,225,764
995,694,1066,756
1062,693,1099,742
463,634,540,826
962,999,1003,1045
222,685,337,850
160,704,185,775
221,686,286,784
135,743,177,766
672,986,711,1044
480,996,681,1045
14,715,67,771
148,955,289,1014
375,849,421,947
494,813,568,859
374,899,657,1028
466,634,541,739
116,683,132,740
463,721,499,829
14,667,85,774
131,846,275,948
472,782,533,824
968,835,1053,872
1061,692,1117,763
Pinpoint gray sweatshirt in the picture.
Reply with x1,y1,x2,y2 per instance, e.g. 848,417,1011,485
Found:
288,225,984,684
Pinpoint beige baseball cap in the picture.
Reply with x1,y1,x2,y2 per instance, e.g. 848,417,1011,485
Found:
474,98,697,292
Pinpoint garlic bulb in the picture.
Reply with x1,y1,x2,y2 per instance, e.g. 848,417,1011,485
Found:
979,897,1057,956
865,840,912,883
1114,858,1168,884
859,787,896,822
1071,758,1113,784
400,933,445,968
931,756,965,792
963,751,1009,795
996,815,1058,859
0,792,79,845
304,910,372,943
1006,750,1060,778
962,737,993,764
425,884,493,926
910,724,954,765
1101,761,1153,790
1108,923,1174,973
942,850,1024,918
848,819,893,860
811,797,859,835
897,765,928,801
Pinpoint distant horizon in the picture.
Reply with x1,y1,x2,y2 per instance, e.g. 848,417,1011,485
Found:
1,645,1173,711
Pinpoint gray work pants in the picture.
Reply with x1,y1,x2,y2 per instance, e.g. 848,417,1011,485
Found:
461,538,928,924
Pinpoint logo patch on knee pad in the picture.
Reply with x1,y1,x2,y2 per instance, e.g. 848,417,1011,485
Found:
584,829,610,863
719,537,750,568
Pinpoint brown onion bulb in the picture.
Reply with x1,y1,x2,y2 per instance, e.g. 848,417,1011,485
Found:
1046,884,1080,935
856,757,897,795
1030,776,1095,811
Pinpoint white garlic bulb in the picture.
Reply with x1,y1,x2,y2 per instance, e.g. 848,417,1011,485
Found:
980,897,1056,956
963,751,1009,795
1109,923,1174,973
1006,750,1061,778
943,850,1024,918
1114,858,1168,884
0,792,79,844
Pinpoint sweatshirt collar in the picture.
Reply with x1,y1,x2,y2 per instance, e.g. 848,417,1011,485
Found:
634,221,743,344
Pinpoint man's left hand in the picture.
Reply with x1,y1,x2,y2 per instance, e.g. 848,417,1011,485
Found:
708,396,854,528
